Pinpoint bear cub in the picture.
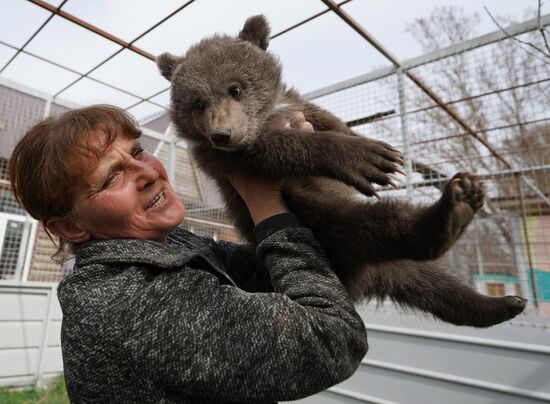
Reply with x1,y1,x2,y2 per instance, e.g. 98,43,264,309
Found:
157,15,526,327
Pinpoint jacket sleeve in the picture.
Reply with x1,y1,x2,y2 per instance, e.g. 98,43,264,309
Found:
210,239,273,292
211,213,304,293
123,226,369,403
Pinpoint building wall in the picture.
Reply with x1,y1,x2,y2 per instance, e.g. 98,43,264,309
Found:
0,284,62,388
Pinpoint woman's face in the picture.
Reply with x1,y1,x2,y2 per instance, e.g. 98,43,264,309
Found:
74,134,185,242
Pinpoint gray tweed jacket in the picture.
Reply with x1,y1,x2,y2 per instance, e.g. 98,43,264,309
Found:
58,217,368,403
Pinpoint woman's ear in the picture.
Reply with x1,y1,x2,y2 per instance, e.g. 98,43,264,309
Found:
46,219,91,243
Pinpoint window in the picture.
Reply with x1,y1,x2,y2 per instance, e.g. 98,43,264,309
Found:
487,282,505,297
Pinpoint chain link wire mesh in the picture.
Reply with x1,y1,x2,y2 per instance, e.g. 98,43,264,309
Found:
308,25,550,317
1,16,549,321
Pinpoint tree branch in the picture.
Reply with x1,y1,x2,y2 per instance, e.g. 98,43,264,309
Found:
484,4,550,65
538,0,550,55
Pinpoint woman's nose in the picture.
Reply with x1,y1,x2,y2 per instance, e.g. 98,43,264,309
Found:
134,160,160,190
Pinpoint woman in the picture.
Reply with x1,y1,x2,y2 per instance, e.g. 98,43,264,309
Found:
10,105,368,403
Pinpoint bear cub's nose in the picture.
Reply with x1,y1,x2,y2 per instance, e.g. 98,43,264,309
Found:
210,129,231,146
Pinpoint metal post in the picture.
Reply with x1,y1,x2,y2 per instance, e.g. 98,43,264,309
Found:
13,219,30,282
168,140,177,187
474,220,485,277
397,69,413,197
515,175,538,308
20,218,37,282
511,214,532,308
43,97,52,118
35,286,55,387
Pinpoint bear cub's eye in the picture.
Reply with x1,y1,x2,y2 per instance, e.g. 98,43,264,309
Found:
229,85,241,98
194,100,205,110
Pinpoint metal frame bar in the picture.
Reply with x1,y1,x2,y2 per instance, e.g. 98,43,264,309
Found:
406,163,550,188
516,175,539,307
400,76,550,129
397,69,412,196
27,0,156,60
270,0,353,39
50,0,197,103
303,13,550,100
0,0,68,74
20,218,37,283
24,0,199,106
0,39,167,109
20,0,362,113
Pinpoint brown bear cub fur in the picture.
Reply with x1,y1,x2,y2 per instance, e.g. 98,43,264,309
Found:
157,15,526,327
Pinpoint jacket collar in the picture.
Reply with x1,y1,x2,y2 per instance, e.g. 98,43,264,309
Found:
73,227,206,269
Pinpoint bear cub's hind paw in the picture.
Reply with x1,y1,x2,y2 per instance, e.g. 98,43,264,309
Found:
445,171,485,214
504,295,528,318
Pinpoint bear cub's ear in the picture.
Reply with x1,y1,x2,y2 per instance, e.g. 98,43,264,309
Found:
157,52,180,81
238,15,270,50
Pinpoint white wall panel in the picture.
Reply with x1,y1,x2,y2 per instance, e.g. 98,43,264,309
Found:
0,292,49,321
0,322,42,348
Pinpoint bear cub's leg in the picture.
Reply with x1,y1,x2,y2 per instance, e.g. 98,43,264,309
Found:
358,261,527,327
284,173,484,264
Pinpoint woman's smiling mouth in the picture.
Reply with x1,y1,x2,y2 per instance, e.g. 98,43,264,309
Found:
147,190,166,209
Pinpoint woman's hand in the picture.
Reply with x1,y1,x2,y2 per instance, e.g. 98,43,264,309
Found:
230,112,313,225
229,176,288,225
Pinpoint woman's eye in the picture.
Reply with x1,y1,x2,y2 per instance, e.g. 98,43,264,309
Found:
102,172,120,189
229,85,241,98
134,148,145,159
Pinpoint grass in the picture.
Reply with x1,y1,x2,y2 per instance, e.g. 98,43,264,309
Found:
0,375,69,404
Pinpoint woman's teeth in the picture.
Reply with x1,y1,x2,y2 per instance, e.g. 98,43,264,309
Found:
149,191,165,208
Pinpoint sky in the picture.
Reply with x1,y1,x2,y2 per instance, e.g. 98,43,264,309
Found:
0,0,547,122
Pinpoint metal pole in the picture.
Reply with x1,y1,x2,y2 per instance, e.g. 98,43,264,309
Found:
168,140,177,186
14,219,30,281
21,220,37,282
515,175,538,308
474,220,485,277
397,69,412,197
35,286,55,387
511,214,533,308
